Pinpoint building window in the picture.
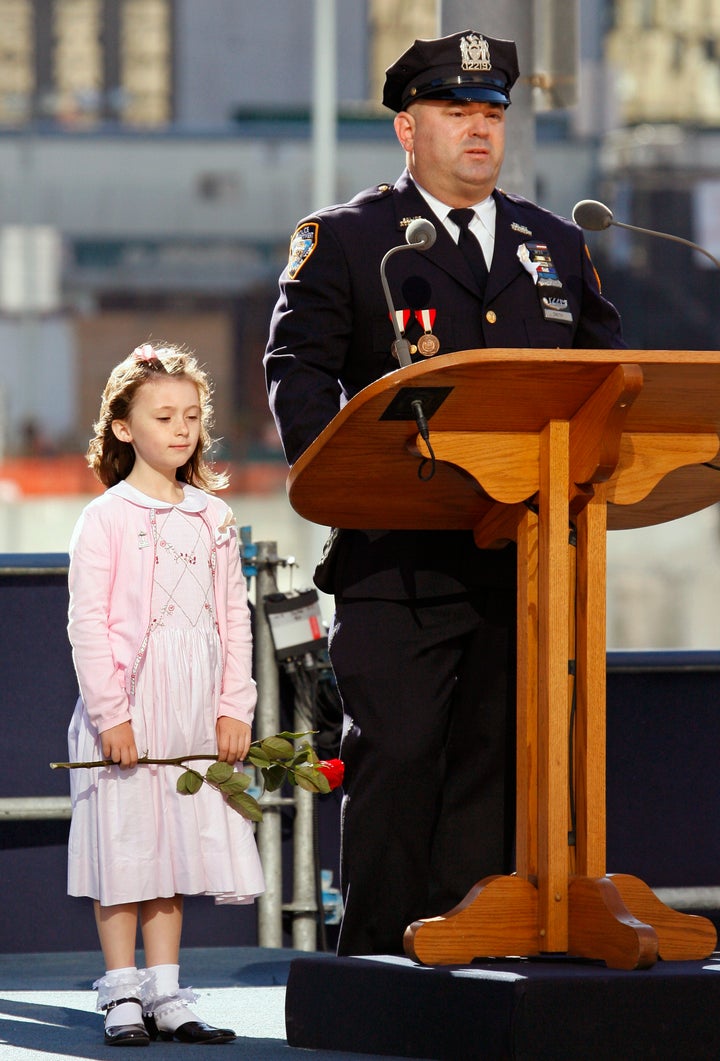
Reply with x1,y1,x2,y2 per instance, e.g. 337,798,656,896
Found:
120,0,172,126
368,0,438,105
0,0,173,128
52,0,103,125
0,0,34,125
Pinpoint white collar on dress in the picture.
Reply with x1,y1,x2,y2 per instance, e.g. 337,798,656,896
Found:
111,480,208,513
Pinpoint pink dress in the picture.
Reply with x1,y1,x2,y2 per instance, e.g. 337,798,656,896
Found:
67,491,265,906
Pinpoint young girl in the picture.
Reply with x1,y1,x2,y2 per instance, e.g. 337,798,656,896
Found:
66,342,264,1046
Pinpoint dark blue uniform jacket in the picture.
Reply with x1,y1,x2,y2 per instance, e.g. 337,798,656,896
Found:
265,169,624,599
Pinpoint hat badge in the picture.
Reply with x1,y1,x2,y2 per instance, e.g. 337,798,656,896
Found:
460,33,492,72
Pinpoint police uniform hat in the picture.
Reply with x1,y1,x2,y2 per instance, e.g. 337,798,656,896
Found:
382,30,519,113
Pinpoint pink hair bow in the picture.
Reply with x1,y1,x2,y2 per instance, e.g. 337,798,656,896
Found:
133,344,158,362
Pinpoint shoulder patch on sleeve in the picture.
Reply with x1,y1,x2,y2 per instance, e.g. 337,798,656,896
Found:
288,222,319,279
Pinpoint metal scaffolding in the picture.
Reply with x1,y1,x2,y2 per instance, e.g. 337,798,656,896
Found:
240,531,332,951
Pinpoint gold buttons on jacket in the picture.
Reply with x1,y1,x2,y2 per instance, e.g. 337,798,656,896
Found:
485,310,497,324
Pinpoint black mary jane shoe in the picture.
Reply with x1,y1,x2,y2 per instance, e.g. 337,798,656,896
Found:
144,1013,235,1044
103,997,150,1047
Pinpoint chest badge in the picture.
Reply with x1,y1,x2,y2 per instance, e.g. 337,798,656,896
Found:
517,242,574,324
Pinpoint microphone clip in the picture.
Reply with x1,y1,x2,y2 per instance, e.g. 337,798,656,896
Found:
391,337,414,367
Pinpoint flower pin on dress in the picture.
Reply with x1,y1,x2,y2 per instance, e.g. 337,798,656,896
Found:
215,508,237,545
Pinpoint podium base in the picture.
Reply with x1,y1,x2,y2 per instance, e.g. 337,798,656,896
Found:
285,952,720,1060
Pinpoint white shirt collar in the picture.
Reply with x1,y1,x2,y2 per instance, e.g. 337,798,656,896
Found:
412,182,493,224
411,178,497,262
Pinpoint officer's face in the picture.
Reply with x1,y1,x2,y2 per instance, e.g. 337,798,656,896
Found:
395,99,506,207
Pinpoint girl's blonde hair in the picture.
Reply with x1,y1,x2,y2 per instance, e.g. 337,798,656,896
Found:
87,342,228,491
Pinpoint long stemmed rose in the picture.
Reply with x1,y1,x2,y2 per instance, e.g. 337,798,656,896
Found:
51,731,344,823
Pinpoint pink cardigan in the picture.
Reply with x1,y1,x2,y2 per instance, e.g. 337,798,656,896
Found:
67,481,256,734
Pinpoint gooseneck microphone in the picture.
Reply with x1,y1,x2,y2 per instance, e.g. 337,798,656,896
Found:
404,217,437,249
379,218,439,479
380,218,438,368
572,199,720,270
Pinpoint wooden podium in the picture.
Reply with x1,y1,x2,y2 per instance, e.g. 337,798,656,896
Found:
287,348,720,970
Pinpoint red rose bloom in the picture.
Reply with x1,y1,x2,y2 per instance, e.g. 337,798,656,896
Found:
316,758,345,790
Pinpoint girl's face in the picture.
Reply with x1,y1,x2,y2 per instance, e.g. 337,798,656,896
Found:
112,376,201,480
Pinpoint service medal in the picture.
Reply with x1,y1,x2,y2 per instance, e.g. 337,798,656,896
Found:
417,332,440,357
415,309,440,357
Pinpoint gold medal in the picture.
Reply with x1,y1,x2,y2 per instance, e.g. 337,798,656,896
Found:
416,331,440,357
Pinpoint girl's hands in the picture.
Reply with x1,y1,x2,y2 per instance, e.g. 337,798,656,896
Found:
101,721,139,768
216,717,252,765
99,718,251,768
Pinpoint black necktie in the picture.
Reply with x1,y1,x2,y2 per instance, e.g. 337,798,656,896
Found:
448,207,488,296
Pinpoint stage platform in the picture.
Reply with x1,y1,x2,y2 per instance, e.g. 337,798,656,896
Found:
9,944,720,1059
0,946,419,1061
286,950,720,1060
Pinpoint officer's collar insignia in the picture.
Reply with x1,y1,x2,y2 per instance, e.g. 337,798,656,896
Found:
511,221,532,236
287,222,319,279
460,34,492,72
400,215,424,228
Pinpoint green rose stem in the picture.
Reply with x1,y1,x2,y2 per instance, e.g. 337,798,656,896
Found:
51,753,222,769
50,731,331,823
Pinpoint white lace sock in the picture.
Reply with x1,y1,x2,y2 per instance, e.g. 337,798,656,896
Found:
94,967,143,1031
145,963,201,1033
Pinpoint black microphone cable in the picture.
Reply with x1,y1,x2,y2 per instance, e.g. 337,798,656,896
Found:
411,397,436,480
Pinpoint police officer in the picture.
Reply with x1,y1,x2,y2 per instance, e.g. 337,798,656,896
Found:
264,30,624,957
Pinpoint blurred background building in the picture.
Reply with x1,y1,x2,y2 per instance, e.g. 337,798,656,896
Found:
1,0,720,648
